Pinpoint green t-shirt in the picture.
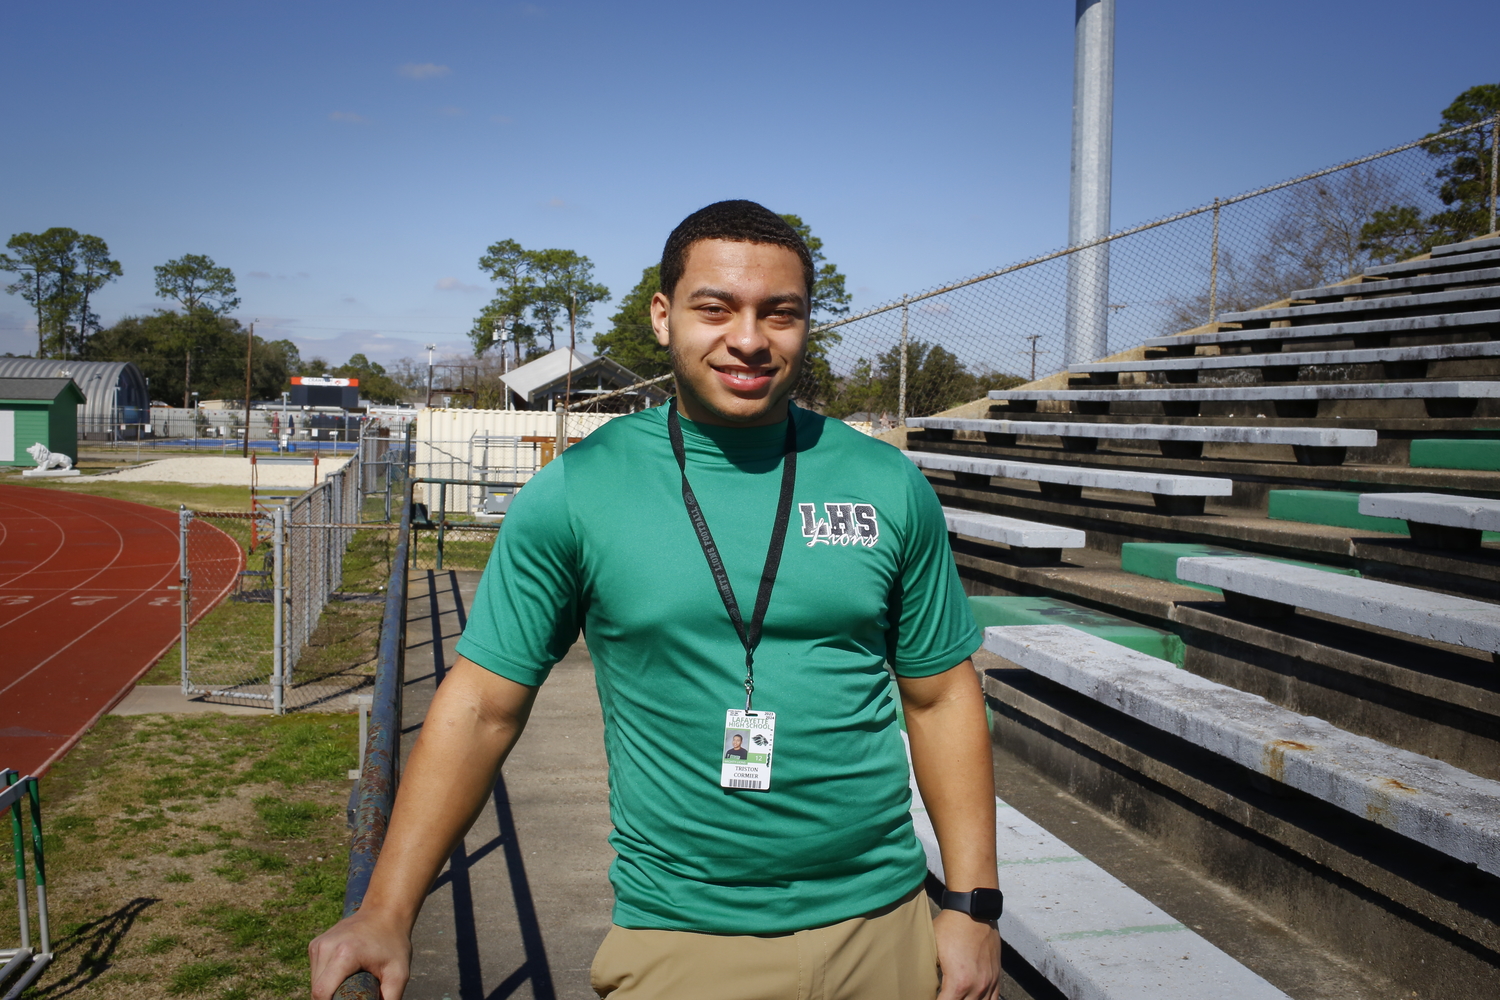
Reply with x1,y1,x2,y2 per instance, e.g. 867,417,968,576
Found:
455,402,981,934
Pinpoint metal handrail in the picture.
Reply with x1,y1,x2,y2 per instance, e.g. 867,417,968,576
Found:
334,480,414,1000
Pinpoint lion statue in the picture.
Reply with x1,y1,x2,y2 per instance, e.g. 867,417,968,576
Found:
26,443,73,471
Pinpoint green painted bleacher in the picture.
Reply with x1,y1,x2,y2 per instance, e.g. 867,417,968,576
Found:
1119,542,1359,595
1409,438,1500,471
967,595,1185,666
1268,488,1500,541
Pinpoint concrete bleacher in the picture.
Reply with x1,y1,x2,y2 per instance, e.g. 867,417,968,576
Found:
942,507,1084,566
905,233,1500,996
982,625,1500,875
910,415,1376,463
1359,491,1500,550
906,450,1232,514
1068,340,1500,383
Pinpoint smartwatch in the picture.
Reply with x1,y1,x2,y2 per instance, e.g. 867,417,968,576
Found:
940,887,1004,922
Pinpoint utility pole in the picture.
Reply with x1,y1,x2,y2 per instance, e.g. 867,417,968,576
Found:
1065,0,1115,365
242,322,254,457
560,290,576,457
425,343,437,408
1025,334,1051,382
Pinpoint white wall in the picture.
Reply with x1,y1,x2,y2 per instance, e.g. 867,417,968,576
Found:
413,407,628,512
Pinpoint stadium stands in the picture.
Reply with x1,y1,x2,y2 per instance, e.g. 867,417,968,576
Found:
906,233,1500,996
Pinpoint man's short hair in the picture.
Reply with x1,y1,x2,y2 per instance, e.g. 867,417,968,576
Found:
659,200,814,303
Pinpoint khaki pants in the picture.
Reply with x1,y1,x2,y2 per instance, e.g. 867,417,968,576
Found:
590,887,939,1000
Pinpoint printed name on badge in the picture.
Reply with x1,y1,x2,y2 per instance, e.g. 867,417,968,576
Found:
721,709,776,791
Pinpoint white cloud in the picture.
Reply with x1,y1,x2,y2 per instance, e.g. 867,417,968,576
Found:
547,197,568,208
438,106,465,118
328,111,367,123
435,277,483,293
399,63,451,80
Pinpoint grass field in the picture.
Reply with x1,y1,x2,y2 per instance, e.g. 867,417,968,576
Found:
4,712,358,999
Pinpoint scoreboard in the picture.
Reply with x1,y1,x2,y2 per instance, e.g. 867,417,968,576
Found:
289,376,360,409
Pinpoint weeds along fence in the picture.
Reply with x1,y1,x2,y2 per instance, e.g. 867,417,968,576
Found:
178,445,384,713
809,114,1500,422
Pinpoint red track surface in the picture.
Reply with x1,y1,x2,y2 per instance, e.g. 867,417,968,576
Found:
0,485,243,775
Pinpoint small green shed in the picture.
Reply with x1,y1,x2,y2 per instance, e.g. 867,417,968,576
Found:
0,377,86,466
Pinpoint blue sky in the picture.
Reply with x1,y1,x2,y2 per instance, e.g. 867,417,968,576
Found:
1,0,1492,366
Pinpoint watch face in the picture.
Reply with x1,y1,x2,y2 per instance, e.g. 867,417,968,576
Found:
969,888,1004,921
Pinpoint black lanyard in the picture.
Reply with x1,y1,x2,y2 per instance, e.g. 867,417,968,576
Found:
668,400,798,711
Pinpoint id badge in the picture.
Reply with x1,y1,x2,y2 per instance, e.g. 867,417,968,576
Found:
720,709,776,791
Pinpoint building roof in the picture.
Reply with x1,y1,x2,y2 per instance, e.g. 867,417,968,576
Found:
0,377,86,403
0,359,144,423
499,347,663,404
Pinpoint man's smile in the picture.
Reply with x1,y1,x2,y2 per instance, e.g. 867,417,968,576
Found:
711,364,776,393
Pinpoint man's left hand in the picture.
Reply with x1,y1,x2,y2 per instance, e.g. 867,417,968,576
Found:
933,909,1001,1000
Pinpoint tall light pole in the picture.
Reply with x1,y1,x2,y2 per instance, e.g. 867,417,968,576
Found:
1065,0,1115,365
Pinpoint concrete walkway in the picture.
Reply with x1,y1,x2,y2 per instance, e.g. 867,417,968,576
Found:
402,569,615,1000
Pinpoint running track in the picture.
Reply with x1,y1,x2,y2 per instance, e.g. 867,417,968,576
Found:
0,485,242,775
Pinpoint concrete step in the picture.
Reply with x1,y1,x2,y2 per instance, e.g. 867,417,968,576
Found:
1432,236,1500,257
1071,339,1500,381
906,413,1374,452
987,380,1500,420
1142,306,1500,352
1366,247,1500,277
1288,267,1500,302
1219,284,1500,326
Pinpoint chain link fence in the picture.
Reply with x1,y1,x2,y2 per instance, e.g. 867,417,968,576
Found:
805,115,1500,423
178,447,385,712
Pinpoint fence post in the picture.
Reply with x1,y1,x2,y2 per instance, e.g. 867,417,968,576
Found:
436,483,447,572
273,505,285,716
8,771,29,954
178,505,191,696
26,778,48,959
898,296,909,423
1209,197,1221,326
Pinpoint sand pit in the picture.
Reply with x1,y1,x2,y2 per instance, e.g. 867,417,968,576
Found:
72,454,352,487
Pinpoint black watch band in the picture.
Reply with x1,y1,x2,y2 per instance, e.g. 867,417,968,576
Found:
940,887,1003,922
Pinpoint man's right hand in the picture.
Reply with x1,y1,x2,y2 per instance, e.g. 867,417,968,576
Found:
309,910,412,1000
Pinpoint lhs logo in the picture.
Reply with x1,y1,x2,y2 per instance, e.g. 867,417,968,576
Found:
799,503,880,547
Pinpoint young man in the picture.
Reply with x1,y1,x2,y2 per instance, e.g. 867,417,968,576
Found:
309,201,1002,1000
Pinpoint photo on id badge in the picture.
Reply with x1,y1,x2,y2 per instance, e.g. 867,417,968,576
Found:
721,709,775,791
